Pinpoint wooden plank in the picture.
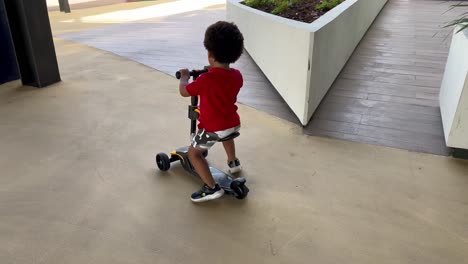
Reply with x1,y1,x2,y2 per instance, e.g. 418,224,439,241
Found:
330,89,369,99
305,128,449,155
306,119,361,135
333,79,440,95
367,94,439,108
360,115,444,136
314,109,363,124
366,109,442,125
305,0,455,155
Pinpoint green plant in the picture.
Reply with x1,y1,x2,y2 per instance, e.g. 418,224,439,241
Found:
244,0,269,8
272,1,290,14
244,0,302,14
315,0,344,12
443,2,468,33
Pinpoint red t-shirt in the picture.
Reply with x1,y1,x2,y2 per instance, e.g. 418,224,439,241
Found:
185,68,243,132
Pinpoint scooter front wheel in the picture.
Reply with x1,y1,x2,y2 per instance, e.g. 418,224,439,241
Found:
156,153,171,171
231,182,249,199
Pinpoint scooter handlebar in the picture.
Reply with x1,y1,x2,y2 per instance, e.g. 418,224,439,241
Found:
175,69,209,80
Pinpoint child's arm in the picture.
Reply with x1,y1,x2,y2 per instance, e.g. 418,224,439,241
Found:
179,69,191,97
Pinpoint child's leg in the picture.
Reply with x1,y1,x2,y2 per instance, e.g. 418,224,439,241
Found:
223,139,242,174
217,126,242,174
222,139,237,162
189,129,224,202
188,147,216,188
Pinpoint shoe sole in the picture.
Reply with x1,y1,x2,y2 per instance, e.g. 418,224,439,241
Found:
228,166,242,174
191,189,225,203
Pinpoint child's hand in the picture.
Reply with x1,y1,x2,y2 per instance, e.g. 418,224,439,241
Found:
178,69,191,97
179,69,190,81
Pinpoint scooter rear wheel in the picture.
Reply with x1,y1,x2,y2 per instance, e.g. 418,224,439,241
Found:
156,153,171,171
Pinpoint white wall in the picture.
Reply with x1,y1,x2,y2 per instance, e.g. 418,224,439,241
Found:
227,0,388,125
439,28,468,149
227,2,312,123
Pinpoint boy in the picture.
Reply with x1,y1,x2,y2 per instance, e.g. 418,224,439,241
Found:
178,21,244,203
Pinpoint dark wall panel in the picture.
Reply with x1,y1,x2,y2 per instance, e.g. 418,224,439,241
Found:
0,0,19,85
4,0,61,87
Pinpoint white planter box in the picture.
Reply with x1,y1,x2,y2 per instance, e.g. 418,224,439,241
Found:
439,28,468,149
227,0,388,125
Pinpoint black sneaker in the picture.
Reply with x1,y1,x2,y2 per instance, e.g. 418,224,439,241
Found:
191,184,224,203
228,159,242,174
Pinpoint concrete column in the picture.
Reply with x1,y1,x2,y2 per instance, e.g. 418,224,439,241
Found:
4,0,61,88
0,0,19,84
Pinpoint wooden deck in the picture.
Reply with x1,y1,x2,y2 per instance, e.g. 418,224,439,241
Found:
305,0,467,155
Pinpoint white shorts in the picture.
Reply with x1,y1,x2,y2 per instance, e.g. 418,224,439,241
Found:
191,126,240,150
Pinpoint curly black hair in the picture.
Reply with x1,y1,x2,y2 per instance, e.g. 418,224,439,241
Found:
204,21,244,64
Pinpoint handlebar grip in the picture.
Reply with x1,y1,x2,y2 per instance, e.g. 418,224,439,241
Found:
175,69,209,80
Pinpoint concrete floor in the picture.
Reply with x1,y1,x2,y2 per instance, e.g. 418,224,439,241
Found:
1,3,468,264
47,0,128,12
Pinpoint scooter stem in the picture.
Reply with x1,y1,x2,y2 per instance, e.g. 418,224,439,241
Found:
190,96,198,137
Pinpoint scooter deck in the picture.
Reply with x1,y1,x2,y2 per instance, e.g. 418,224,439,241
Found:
209,166,244,192
173,146,246,193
